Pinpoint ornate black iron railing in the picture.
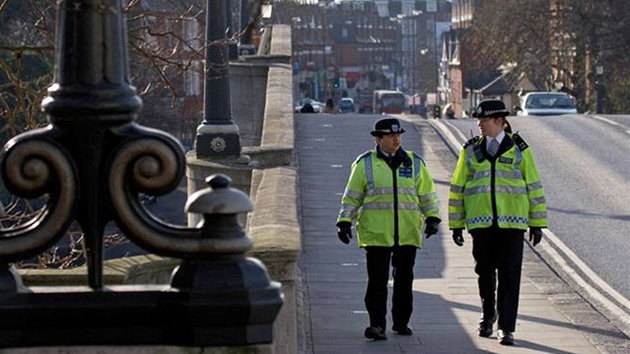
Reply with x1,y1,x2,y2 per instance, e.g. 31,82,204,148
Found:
0,0,281,347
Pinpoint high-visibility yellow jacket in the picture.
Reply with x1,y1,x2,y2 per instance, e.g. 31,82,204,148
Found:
448,133,547,231
337,148,440,248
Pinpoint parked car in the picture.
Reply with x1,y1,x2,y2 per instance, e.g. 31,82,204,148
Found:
295,98,324,113
339,98,355,113
515,92,578,116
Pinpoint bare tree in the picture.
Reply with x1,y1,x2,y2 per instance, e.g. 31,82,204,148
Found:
568,0,630,112
0,0,55,140
462,0,630,113
462,0,552,88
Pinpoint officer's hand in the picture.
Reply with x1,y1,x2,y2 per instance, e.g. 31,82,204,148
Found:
424,217,441,238
529,227,543,247
336,221,352,244
452,229,464,247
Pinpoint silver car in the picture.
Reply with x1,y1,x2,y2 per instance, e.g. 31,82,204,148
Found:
515,92,578,116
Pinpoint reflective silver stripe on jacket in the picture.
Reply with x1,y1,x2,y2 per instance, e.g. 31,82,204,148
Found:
465,144,475,170
419,191,439,215
530,211,547,219
364,154,374,190
339,154,372,219
469,170,523,181
449,199,463,207
449,212,465,220
421,203,439,215
362,202,420,211
530,196,546,205
339,188,364,219
450,184,464,193
343,189,364,201
464,185,527,196
513,145,523,167
413,154,421,191
366,187,416,197
420,192,437,203
338,204,359,219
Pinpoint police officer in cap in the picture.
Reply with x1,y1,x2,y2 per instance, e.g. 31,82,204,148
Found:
336,118,441,341
448,99,547,346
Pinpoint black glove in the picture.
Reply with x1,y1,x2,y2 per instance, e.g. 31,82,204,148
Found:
336,221,352,244
452,229,464,247
424,217,441,238
529,227,543,247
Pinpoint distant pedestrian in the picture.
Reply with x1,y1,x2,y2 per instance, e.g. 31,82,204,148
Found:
300,102,315,113
325,98,336,113
336,118,441,341
448,99,547,346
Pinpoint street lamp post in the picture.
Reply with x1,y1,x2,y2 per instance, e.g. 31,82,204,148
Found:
195,0,242,158
595,63,604,114
425,0,439,115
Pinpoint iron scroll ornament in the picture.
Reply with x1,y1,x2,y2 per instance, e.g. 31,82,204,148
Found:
0,128,78,263
0,122,253,278
107,128,253,256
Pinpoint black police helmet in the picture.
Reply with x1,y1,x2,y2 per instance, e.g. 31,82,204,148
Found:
370,118,406,136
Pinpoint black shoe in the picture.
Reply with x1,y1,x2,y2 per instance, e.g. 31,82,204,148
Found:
497,329,514,346
364,326,387,341
477,317,496,338
392,325,413,335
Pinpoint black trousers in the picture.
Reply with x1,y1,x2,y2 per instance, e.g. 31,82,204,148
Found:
471,228,524,332
364,246,417,329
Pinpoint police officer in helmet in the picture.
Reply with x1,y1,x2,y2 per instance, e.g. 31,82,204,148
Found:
336,118,442,341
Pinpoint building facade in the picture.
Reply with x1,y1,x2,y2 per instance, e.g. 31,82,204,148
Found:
283,0,451,113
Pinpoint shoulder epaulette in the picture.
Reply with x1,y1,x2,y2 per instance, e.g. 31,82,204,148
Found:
463,136,480,148
512,132,529,151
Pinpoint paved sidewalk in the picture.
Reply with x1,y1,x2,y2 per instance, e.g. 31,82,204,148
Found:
296,114,624,354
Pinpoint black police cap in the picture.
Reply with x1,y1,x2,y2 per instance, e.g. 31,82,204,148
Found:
472,99,510,118
370,118,406,136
